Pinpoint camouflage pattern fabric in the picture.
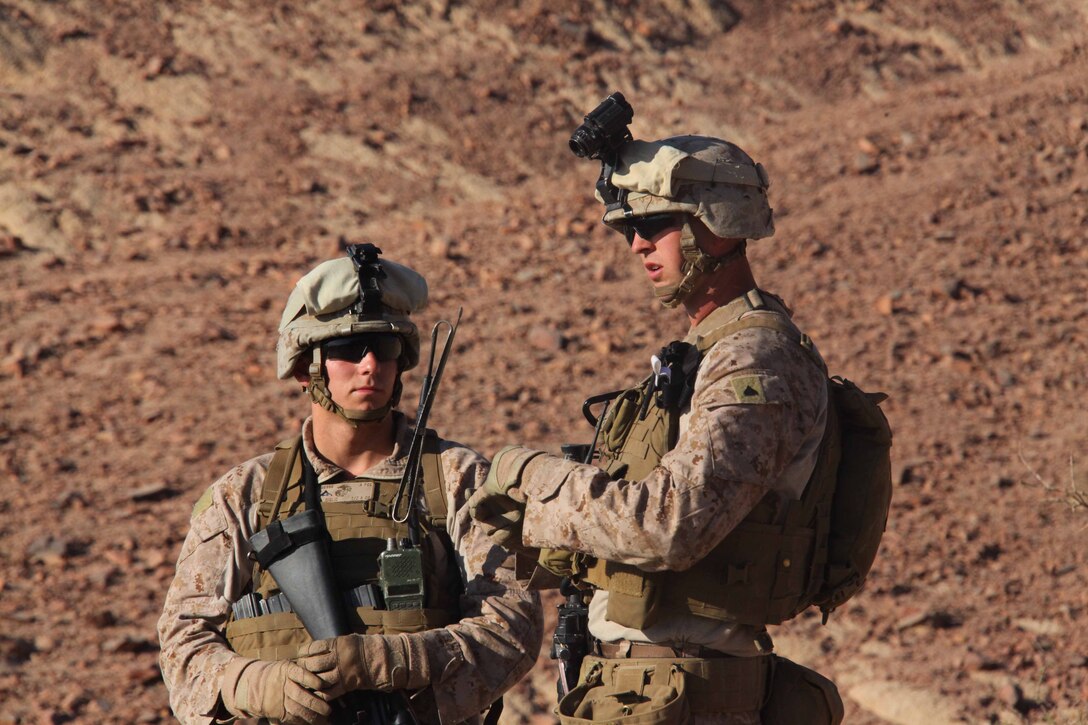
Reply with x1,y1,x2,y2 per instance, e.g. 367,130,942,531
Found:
599,135,774,242
158,413,543,724
519,298,828,659
276,254,429,379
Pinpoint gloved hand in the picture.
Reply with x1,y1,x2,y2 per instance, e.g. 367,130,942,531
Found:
297,633,433,700
467,445,546,552
220,657,332,725
538,547,579,578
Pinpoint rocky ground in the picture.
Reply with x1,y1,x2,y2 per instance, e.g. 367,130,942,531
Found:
1,1,1086,723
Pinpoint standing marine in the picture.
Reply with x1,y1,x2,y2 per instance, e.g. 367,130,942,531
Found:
158,245,543,724
469,94,891,724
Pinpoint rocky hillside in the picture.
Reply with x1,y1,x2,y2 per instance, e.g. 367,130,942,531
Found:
1,1,1086,722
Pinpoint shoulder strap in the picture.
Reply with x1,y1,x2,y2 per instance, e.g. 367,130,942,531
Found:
696,313,825,373
256,435,303,533
258,431,449,530
419,429,448,529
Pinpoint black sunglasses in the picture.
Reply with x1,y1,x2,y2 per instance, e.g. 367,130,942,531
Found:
323,333,403,363
621,213,684,244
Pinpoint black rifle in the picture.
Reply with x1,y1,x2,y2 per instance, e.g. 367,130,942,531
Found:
549,389,631,698
250,454,416,725
550,577,590,699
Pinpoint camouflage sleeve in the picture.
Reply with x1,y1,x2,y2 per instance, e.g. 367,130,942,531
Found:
156,457,269,725
404,444,543,723
519,327,827,573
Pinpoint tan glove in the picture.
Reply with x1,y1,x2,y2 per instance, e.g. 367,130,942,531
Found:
467,445,545,552
297,634,433,699
220,657,332,725
538,547,579,578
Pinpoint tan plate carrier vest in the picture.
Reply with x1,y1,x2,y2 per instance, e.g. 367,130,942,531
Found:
225,432,461,660
579,293,840,631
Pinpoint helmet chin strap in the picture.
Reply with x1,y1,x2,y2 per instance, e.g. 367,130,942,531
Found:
306,347,399,426
654,218,748,309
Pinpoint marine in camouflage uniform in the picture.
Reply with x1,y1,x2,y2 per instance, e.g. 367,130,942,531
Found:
470,136,843,723
158,249,542,724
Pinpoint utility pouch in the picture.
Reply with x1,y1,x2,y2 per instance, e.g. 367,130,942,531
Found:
600,387,645,456
761,656,844,725
225,604,454,660
557,661,689,725
602,563,663,630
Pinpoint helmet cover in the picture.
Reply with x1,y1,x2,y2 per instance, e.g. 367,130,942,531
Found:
598,135,774,240
277,256,428,381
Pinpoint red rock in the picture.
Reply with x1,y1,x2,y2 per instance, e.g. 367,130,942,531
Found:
528,325,564,352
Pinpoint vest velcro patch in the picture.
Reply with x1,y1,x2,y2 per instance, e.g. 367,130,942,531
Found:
191,485,215,519
730,375,768,404
321,479,379,503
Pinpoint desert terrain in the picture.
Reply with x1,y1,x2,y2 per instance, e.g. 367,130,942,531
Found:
0,1,1086,723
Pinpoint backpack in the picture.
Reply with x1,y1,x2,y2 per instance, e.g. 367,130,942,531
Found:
693,313,894,623
811,375,893,620
578,308,894,627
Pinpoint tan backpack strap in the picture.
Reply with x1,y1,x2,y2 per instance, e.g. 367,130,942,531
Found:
700,289,768,328
420,429,448,529
257,435,304,533
696,314,825,372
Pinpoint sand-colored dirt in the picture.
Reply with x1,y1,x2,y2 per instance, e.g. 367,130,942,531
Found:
1,2,1086,722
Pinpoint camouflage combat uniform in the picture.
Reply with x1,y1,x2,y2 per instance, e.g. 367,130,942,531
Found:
158,413,543,724
467,129,853,723
519,295,828,723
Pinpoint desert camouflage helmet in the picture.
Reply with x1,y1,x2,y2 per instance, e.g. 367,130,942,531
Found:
277,247,428,423
596,135,774,307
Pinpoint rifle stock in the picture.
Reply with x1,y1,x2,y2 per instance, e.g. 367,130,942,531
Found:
250,509,417,724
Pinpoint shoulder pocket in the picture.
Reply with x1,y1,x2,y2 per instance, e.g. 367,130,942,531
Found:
178,498,230,563
192,503,228,541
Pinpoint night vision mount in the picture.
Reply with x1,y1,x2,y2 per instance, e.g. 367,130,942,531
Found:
568,91,634,213
347,242,386,318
